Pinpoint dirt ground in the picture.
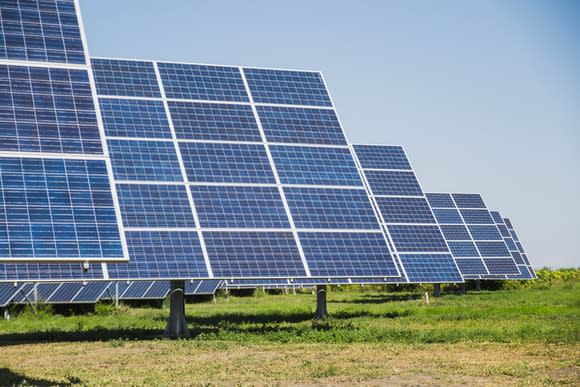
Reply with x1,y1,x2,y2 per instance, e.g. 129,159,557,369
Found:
1,341,578,385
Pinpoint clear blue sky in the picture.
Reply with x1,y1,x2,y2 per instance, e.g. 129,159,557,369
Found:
79,0,579,269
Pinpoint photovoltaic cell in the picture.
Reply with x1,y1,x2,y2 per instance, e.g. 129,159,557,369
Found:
484,258,521,275
204,231,306,278
169,101,261,142
107,139,182,182
270,145,362,186
364,170,423,196
0,157,123,260
386,225,448,253
116,184,195,228
455,258,488,275
467,225,502,241
243,68,332,107
452,193,486,209
375,197,436,224
447,241,480,257
158,62,248,102
0,65,102,154
0,0,85,64
179,142,275,184
475,241,511,257
299,232,397,277
425,193,454,208
256,106,346,146
432,208,463,224
0,261,104,281
99,98,171,139
439,225,471,240
190,185,290,229
352,145,412,170
284,187,379,229
108,231,208,280
91,58,160,98
459,209,495,224
399,254,460,282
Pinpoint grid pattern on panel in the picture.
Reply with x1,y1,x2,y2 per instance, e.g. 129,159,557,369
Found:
169,101,261,142
299,232,397,277
270,145,361,186
256,106,346,146
0,158,124,260
439,225,473,241
447,241,480,257
72,282,109,302
243,68,331,107
0,65,102,154
121,281,152,298
116,184,195,228
204,231,306,278
91,59,160,98
0,0,85,64
0,283,19,305
364,170,423,196
190,185,290,229
467,225,502,241
432,208,463,224
455,258,488,275
386,225,448,253
399,254,463,282
375,197,436,224
143,281,170,299
99,98,171,139
492,213,534,278
452,193,486,209
475,241,511,257
47,282,80,301
0,262,104,281
157,62,248,102
107,139,182,182
284,187,379,230
353,145,412,170
459,209,495,224
108,231,208,280
425,193,455,208
179,142,275,184
485,258,521,275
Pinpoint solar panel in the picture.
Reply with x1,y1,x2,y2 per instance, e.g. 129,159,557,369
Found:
185,279,222,295
353,145,462,283
0,1,127,263
0,283,22,307
490,211,536,279
426,193,521,279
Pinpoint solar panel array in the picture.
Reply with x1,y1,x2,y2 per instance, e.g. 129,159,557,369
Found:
490,212,535,279
352,145,463,283
91,57,399,282
0,0,127,263
426,193,521,279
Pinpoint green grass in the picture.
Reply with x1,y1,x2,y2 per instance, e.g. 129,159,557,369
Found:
0,285,578,345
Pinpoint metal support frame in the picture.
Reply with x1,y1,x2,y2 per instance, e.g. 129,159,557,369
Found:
460,282,467,294
433,283,441,297
475,279,481,291
315,285,328,319
163,280,190,339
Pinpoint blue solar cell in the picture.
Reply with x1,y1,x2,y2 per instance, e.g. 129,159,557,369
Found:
299,232,397,277
34,283,61,301
121,281,153,299
459,209,495,224
284,187,379,229
508,265,532,279
0,157,123,260
107,139,182,182
455,258,488,275
447,241,480,257
475,241,511,257
0,283,20,306
0,65,102,154
143,281,170,299
497,224,510,238
510,250,525,265
169,101,261,142
193,279,222,294
158,62,248,102
467,225,502,241
399,254,462,282
452,193,486,208
503,218,514,229
365,170,423,196
0,0,85,64
271,145,362,186
352,145,412,170
48,282,82,302
432,208,463,224
510,230,520,242
439,225,471,241
256,106,346,145
386,225,448,253
204,231,306,278
190,185,290,228
490,211,503,224
516,241,525,253
117,184,195,228
72,282,110,302
99,98,171,139
91,59,161,98
484,258,520,275
180,142,275,184
375,197,435,224
108,231,208,280
425,193,454,208
0,261,104,281
521,253,531,266
243,68,331,107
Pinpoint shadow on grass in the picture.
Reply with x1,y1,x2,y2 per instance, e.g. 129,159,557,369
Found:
0,368,82,386
332,293,422,304
0,308,410,345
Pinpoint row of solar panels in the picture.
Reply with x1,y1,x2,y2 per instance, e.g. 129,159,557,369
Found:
0,1,535,286
0,279,223,307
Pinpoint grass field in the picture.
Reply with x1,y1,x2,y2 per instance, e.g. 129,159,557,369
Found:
0,284,578,385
